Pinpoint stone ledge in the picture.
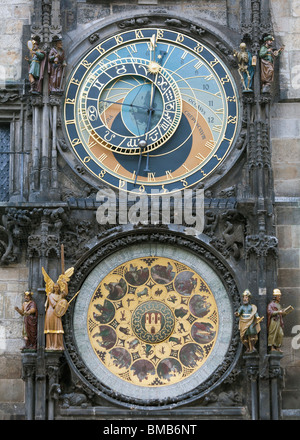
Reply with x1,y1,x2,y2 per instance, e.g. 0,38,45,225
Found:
282,409,300,420
58,406,248,419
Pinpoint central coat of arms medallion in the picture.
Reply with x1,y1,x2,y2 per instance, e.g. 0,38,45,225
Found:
132,300,175,344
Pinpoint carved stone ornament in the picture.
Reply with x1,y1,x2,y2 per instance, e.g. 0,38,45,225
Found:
245,234,278,258
118,17,152,29
0,89,20,103
209,208,246,260
63,230,241,409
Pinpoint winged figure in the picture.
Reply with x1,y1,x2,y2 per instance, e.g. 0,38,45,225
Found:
42,266,74,350
42,266,74,296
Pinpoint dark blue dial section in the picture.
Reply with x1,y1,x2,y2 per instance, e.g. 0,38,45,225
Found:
112,112,192,179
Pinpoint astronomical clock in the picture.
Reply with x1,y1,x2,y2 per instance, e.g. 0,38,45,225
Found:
1,0,282,422
63,28,239,194
62,24,242,410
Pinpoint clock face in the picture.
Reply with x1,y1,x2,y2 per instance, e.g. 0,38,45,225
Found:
72,243,234,405
64,28,240,194
86,256,218,387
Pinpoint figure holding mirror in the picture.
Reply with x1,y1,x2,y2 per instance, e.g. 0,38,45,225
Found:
25,39,46,94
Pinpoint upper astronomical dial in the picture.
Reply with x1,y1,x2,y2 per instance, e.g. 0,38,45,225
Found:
64,28,239,194
78,57,182,155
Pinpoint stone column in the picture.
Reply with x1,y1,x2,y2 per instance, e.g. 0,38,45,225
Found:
269,352,283,420
30,95,43,200
49,94,61,200
46,353,62,420
240,0,280,420
22,353,37,420
244,352,260,420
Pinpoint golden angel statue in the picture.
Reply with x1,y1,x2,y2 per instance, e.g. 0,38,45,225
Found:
42,266,74,350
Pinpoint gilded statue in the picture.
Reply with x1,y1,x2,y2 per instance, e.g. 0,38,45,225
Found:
235,289,263,353
267,288,294,352
42,266,74,350
15,291,37,351
259,35,285,93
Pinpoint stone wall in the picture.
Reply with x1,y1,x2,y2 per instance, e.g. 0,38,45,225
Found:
0,1,32,419
75,0,229,27
0,261,28,419
0,0,33,85
270,0,300,417
270,0,300,101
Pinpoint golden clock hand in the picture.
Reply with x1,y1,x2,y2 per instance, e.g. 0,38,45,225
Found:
134,140,147,185
143,72,159,173
99,98,148,111
149,34,157,62
134,71,159,183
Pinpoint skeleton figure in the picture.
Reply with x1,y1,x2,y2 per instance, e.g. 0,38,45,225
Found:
234,43,255,92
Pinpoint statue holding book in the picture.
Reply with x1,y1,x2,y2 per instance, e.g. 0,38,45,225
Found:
267,288,294,352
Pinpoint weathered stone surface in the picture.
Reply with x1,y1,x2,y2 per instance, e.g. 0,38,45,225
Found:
270,0,300,100
0,355,22,380
0,0,32,84
0,379,24,403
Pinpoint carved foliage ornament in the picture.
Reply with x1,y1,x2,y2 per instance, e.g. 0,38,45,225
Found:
245,234,278,258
